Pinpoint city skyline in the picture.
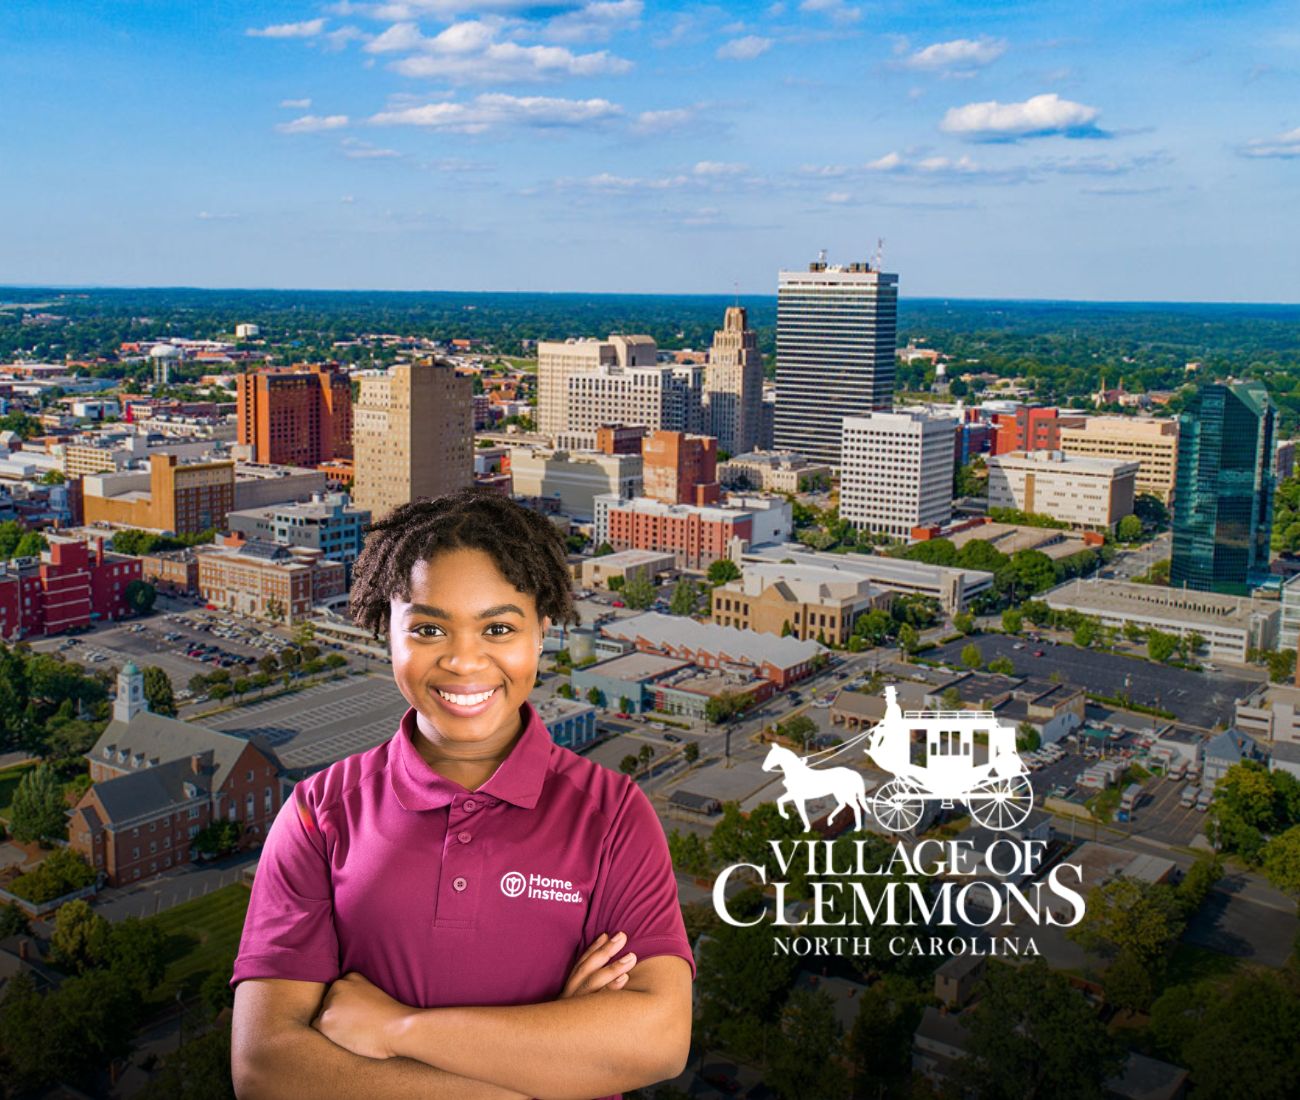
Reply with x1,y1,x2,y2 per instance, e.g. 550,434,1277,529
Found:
3,1,1298,302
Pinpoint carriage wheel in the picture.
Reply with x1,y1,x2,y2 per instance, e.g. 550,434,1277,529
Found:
872,778,925,833
966,774,1034,832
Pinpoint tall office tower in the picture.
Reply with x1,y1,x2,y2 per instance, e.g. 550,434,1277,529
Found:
351,360,473,520
558,363,704,450
773,256,899,468
839,410,954,538
536,335,657,439
1171,380,1276,595
706,306,764,458
236,363,354,467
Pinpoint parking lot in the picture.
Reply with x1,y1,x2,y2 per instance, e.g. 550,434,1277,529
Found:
929,634,1253,731
32,610,299,706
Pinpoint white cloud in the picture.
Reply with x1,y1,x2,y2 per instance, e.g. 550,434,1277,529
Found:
280,98,312,109
1240,126,1300,158
940,93,1103,139
380,20,633,82
693,160,747,176
798,0,861,25
865,150,1029,183
322,26,366,50
866,151,903,171
276,114,350,133
900,37,1006,73
369,93,622,133
631,107,695,134
545,0,642,44
196,211,241,221
824,191,854,203
341,137,402,158
247,19,326,38
716,35,772,61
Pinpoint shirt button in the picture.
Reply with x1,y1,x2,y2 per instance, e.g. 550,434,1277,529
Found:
463,799,478,812
457,831,472,844
453,876,468,891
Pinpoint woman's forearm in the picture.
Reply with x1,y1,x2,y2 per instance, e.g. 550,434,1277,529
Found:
386,987,689,1100
235,1018,531,1100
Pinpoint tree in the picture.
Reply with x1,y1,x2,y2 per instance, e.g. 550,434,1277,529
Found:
135,1027,234,1100
265,597,286,623
1016,722,1041,752
9,763,68,843
618,695,633,713
847,974,927,1095
1069,877,1184,986
621,571,656,610
50,899,112,974
593,541,614,557
766,988,849,1100
1263,824,1300,904
0,902,29,938
669,579,697,616
105,917,167,997
293,620,316,646
853,608,894,645
779,715,818,751
258,653,280,676
960,642,983,669
141,665,177,717
585,686,604,707
953,610,976,635
683,741,700,764
556,682,574,699
696,917,800,1060
325,652,347,670
707,558,741,585
1117,513,1144,542
1072,617,1098,648
988,655,1016,676
1147,628,1179,663
897,623,918,656
1001,608,1023,634
123,578,156,615
956,960,1124,1100
618,754,639,775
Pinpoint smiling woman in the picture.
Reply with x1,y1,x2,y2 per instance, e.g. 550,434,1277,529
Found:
229,488,695,1100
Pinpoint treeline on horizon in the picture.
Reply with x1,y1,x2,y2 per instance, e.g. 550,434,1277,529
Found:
3,286,1299,429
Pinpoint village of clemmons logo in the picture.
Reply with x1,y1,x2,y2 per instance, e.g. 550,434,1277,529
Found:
761,685,1035,834
711,686,1087,959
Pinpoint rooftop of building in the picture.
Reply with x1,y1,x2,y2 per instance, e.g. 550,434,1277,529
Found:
722,561,879,603
989,449,1141,473
600,610,824,668
583,548,676,568
944,521,1092,561
580,651,690,683
745,544,995,589
1044,577,1278,626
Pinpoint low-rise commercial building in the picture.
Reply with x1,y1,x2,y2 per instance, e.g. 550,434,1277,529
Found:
592,494,792,571
578,549,676,589
509,448,642,522
141,547,200,595
532,696,598,750
987,450,1138,531
196,540,346,623
742,545,993,615
710,562,890,645
923,672,1086,745
597,610,824,688
1234,683,1300,746
224,491,370,579
717,450,833,494
569,651,693,716
1043,577,1279,662
83,452,235,534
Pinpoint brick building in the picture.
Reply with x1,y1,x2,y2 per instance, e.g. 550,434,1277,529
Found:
69,664,283,886
642,430,720,506
593,495,754,571
236,363,354,467
992,407,1083,456
196,539,346,623
0,536,140,640
83,452,235,535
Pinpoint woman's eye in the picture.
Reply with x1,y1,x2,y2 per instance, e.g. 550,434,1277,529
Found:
413,624,442,637
485,623,514,637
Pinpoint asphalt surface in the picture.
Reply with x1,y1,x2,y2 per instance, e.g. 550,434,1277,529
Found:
929,634,1253,730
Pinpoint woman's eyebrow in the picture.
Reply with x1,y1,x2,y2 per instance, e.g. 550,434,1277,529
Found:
405,602,526,620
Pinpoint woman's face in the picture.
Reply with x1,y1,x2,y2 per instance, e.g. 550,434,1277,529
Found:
390,546,551,749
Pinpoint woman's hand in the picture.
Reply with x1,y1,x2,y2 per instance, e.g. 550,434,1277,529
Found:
561,931,638,998
311,970,408,1060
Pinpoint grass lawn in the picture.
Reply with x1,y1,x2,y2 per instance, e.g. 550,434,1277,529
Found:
148,882,251,1010
0,761,39,824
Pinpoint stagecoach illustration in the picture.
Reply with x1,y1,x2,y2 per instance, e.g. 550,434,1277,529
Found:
761,686,1034,834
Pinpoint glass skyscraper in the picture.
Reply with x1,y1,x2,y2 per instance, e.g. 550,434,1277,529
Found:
1170,380,1276,595
772,258,898,468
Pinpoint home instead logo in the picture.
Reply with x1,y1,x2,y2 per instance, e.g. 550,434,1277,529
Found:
711,687,1087,959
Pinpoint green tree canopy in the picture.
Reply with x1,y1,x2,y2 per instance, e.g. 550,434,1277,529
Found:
9,763,68,844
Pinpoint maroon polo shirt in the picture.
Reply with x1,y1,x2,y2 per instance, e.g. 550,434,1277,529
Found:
231,698,695,1099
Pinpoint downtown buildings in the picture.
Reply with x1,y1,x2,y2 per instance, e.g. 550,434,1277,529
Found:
839,410,955,538
1171,381,1276,595
772,257,899,468
235,363,353,469
705,306,764,458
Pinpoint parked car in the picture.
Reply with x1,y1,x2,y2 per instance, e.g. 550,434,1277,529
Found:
611,600,625,608
1033,650,1045,657
663,733,682,743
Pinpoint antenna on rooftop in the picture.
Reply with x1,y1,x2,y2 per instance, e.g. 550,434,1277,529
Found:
874,237,885,271
817,248,827,265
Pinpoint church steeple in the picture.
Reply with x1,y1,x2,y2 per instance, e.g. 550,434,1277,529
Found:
113,662,147,723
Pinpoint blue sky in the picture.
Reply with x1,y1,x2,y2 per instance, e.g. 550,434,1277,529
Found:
3,1,1297,300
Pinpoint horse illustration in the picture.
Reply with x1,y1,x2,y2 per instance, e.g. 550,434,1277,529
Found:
761,743,871,831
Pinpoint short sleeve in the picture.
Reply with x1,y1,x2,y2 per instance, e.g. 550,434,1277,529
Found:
230,789,342,989
582,782,696,979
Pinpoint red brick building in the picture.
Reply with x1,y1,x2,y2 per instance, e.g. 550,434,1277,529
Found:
69,664,283,886
992,407,1084,455
236,363,354,467
642,430,721,506
0,536,140,640
597,497,753,571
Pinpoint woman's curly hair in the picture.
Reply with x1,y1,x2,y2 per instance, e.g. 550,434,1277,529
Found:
349,488,580,639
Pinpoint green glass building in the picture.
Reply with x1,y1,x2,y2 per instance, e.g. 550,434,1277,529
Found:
1170,380,1276,595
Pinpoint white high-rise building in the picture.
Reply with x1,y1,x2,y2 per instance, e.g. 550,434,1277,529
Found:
536,335,657,439
706,306,764,458
773,257,899,468
840,410,954,538
558,363,704,450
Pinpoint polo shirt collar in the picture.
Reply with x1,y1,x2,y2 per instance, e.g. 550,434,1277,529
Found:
389,699,553,813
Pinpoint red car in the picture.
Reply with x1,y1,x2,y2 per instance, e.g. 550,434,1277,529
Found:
612,600,625,608
1034,649,1045,657
616,712,632,719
